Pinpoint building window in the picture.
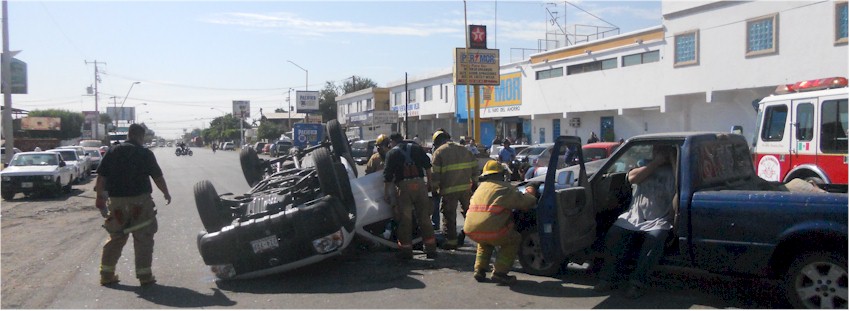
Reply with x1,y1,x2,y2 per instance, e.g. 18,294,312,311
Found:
535,67,563,80
366,99,372,110
408,89,416,102
445,86,449,103
622,51,659,67
746,14,778,57
439,84,443,99
566,58,616,75
837,2,848,44
674,30,699,67
394,92,402,106
424,86,433,101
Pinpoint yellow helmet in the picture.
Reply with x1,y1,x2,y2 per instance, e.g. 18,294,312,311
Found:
432,130,446,142
480,160,504,177
376,134,389,146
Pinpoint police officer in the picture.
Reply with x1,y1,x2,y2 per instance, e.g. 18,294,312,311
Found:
430,130,477,250
383,133,437,260
95,124,172,286
464,160,537,285
365,134,389,175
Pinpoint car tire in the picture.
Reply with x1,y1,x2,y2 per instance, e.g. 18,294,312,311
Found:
314,148,342,199
52,179,63,198
326,120,358,178
784,251,848,309
240,148,264,187
194,180,232,233
2,191,14,201
518,229,563,276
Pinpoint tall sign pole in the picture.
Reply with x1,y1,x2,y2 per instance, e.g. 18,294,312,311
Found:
463,0,472,140
2,0,14,163
404,72,409,139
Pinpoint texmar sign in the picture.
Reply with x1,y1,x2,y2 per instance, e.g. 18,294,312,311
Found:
296,91,320,113
453,48,500,86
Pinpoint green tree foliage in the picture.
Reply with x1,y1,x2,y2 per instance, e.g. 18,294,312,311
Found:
319,76,377,122
204,113,249,143
342,76,377,93
25,109,84,139
99,113,112,131
257,120,282,141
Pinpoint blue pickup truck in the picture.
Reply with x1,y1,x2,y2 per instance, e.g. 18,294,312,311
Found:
516,133,847,309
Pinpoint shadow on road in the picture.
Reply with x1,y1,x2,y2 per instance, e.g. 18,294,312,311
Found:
216,246,479,294
107,284,236,308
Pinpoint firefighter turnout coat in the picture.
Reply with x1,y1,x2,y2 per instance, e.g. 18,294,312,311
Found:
464,179,537,242
431,142,477,196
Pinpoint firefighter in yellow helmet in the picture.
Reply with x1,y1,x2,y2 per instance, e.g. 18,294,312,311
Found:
365,134,390,175
430,130,477,250
464,160,537,285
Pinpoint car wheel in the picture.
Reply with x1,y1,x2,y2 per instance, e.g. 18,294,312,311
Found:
326,120,358,178
194,180,232,233
518,229,563,276
52,179,63,198
785,251,848,309
239,148,263,187
2,191,14,201
314,148,343,200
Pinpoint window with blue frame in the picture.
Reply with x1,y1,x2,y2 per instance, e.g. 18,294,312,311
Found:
746,14,778,56
837,2,848,44
674,30,699,66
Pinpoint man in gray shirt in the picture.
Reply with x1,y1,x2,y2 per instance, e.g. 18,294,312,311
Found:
594,144,676,299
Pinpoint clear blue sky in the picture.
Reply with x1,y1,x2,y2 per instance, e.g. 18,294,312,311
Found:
6,0,661,138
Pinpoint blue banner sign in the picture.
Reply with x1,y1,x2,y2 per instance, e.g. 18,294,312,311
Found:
293,123,324,148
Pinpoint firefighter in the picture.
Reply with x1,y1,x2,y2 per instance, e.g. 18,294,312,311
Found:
382,133,438,260
365,134,390,175
430,130,477,250
95,124,171,286
464,160,537,285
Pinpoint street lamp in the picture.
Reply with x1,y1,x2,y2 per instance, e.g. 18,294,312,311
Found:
287,60,308,91
286,88,295,132
114,81,140,130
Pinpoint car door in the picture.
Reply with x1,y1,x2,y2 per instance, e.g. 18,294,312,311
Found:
536,136,596,261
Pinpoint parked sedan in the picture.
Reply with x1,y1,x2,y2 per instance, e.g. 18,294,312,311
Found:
1,152,74,200
84,149,102,171
47,149,83,183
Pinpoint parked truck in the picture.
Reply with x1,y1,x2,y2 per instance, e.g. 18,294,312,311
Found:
517,133,847,309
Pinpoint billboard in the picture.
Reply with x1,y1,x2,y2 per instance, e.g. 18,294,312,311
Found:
21,117,61,130
106,107,136,122
454,48,500,86
0,56,27,94
293,123,324,148
233,100,250,119
296,91,320,113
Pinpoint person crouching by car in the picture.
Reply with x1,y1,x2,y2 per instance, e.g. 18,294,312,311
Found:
464,160,537,285
382,133,438,260
365,134,390,175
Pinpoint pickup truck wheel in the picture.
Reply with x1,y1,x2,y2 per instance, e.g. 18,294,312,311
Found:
518,229,562,276
314,148,342,199
240,148,263,187
327,120,358,178
194,180,231,233
51,180,63,198
785,252,848,309
2,191,14,201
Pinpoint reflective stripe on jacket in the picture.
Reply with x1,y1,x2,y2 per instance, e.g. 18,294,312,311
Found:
463,179,536,242
431,142,477,195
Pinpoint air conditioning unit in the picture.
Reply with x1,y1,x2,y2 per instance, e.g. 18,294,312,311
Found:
569,117,581,128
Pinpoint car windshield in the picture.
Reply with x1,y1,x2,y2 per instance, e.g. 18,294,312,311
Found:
11,154,58,166
85,150,101,158
352,141,370,149
523,146,549,156
55,150,78,161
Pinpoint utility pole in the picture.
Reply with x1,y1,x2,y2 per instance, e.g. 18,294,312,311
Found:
404,72,409,139
85,60,105,139
2,0,14,164
111,96,118,129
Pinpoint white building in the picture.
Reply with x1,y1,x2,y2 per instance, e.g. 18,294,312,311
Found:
335,1,848,147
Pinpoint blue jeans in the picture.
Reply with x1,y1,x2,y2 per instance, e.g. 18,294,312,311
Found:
598,225,670,288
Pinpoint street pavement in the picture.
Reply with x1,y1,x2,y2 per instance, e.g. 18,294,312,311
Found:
38,147,785,308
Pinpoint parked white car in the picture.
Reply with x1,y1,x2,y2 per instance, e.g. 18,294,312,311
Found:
58,146,91,177
46,149,83,183
1,152,74,200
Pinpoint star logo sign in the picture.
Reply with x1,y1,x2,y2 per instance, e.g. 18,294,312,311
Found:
471,27,485,42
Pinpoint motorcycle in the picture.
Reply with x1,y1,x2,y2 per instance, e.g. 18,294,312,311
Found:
175,146,193,156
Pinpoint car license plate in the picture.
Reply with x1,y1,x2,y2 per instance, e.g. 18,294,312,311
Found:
250,235,278,254
21,182,33,188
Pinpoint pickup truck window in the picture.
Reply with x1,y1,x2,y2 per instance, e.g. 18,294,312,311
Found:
698,139,754,186
762,104,788,141
605,144,653,175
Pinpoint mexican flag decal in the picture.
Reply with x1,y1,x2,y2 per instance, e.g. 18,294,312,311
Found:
797,142,810,151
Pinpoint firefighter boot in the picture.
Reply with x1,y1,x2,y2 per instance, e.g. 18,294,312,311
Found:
439,240,458,250
425,244,438,259
491,272,517,286
138,274,157,286
473,269,488,282
100,273,120,286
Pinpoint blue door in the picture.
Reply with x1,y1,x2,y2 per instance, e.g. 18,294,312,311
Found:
600,117,614,142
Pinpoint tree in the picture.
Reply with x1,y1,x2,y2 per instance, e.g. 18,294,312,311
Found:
206,113,249,143
319,81,340,122
256,120,282,141
99,113,112,132
342,76,377,94
26,109,84,140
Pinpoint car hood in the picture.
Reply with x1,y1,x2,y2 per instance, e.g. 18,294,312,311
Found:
1,166,60,175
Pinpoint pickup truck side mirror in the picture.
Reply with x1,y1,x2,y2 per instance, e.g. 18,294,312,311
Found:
59,161,66,167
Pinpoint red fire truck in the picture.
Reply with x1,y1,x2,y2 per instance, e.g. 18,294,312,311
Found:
753,77,848,185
